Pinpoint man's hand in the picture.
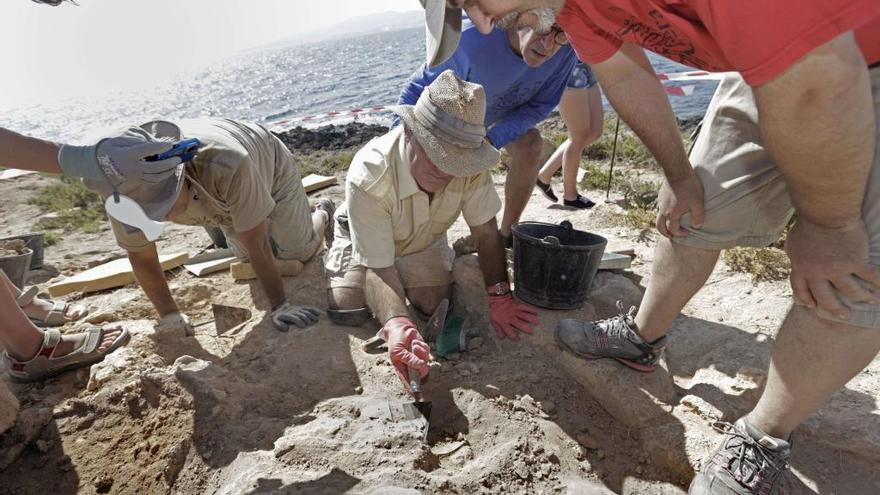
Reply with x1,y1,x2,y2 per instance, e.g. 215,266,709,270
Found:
271,302,321,331
489,294,539,341
58,127,183,185
382,316,430,391
156,312,194,337
656,170,705,238
786,219,880,319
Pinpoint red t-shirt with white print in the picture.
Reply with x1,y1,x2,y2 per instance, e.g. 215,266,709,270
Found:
557,0,880,86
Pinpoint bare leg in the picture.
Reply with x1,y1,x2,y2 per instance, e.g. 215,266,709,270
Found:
406,284,453,317
500,128,544,238
747,306,880,439
0,274,122,361
538,86,604,200
634,237,720,342
312,209,329,244
0,270,86,322
327,287,366,311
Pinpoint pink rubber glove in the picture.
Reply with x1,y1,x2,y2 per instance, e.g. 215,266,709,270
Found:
382,316,430,390
489,294,539,341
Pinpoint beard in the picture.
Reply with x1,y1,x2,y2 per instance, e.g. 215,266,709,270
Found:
494,7,558,32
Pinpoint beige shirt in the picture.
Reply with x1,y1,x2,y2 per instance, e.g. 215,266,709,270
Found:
345,126,501,269
112,118,293,252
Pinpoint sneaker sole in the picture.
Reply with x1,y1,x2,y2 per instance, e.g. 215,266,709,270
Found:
554,327,657,373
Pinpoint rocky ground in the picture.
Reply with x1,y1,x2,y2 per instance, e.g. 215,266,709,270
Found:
0,121,878,495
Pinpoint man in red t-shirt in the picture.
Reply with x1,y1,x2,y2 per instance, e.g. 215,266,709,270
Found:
427,1,880,493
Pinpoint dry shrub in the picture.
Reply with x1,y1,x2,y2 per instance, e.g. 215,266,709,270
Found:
723,247,791,282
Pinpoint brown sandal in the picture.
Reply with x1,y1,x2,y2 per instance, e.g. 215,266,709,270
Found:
2,326,130,383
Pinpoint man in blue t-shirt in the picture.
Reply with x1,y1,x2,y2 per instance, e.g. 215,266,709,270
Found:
396,20,577,243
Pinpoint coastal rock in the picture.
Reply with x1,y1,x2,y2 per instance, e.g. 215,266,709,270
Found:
273,123,388,153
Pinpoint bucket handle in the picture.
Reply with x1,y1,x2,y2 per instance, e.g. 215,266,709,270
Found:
541,235,561,247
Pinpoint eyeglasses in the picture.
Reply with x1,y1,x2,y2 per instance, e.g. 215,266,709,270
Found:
535,25,568,46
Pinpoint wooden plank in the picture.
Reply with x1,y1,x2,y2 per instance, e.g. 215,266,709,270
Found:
302,174,337,194
184,248,237,277
0,169,37,181
48,252,189,297
598,251,633,271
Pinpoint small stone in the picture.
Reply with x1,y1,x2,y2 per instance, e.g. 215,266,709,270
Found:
514,461,530,479
35,439,53,453
635,466,644,475
596,450,606,460
354,386,364,395
93,476,114,493
576,434,598,450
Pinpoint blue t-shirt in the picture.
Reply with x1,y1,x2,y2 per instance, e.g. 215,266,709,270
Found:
396,22,578,149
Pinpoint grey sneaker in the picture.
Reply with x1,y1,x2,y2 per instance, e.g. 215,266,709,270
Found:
690,418,791,495
314,198,336,246
555,302,666,372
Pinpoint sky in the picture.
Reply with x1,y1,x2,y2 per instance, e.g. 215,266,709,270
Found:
0,0,414,106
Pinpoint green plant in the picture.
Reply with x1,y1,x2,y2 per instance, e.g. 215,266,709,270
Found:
43,231,62,246
723,247,791,282
295,149,356,177
620,207,657,230
29,178,106,233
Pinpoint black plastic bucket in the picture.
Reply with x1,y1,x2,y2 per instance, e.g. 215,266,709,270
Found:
512,220,607,310
1,234,44,270
0,247,33,290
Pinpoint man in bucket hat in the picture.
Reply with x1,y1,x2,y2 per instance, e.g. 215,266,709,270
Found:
325,71,539,390
83,118,334,335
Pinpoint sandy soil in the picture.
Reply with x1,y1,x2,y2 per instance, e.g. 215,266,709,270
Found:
0,131,878,495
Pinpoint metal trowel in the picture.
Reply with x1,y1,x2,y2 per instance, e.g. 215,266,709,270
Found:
408,298,448,425
193,304,253,333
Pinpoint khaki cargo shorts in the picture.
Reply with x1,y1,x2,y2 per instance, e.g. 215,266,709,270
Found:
324,211,455,290
675,67,880,328
223,138,321,263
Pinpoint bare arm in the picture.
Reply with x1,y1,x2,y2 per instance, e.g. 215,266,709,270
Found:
128,245,179,318
593,42,692,183
470,217,507,286
365,267,410,324
0,128,63,174
237,220,286,308
592,42,705,236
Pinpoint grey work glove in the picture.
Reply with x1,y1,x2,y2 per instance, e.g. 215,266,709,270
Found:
271,301,321,331
58,127,182,186
155,312,195,337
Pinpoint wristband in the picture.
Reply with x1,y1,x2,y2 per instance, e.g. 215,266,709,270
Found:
486,281,511,296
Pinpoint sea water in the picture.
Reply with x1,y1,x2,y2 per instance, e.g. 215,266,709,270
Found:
0,28,716,143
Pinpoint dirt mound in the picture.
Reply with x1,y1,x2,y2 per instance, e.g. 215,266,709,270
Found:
274,122,389,154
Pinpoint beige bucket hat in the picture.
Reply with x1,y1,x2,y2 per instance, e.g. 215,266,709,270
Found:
84,120,186,226
392,70,499,178
421,0,462,67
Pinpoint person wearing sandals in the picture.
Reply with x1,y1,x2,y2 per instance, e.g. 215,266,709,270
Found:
396,17,577,246
325,72,539,391
80,118,334,335
535,62,603,210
